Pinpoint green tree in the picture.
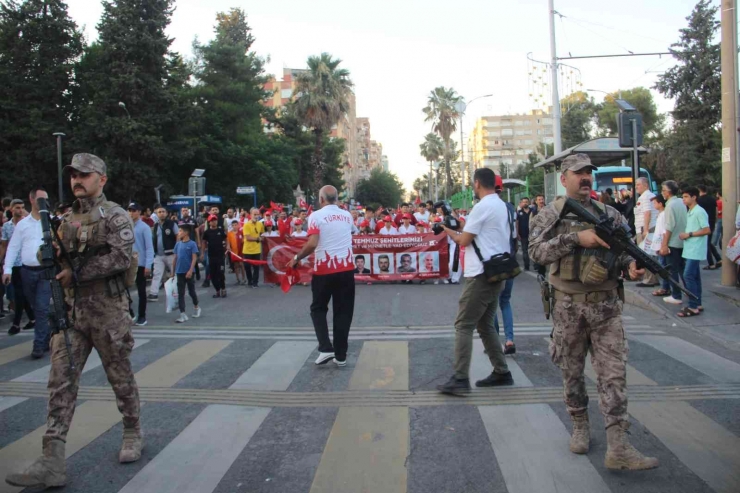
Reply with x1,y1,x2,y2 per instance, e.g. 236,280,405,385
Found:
419,132,443,200
293,53,353,198
560,91,596,148
355,168,405,207
654,0,721,185
72,0,194,204
595,87,665,141
188,8,297,206
0,0,83,200
512,152,546,198
422,86,463,198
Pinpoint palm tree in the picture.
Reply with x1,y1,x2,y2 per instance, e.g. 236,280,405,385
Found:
294,53,354,200
422,87,463,197
419,132,444,200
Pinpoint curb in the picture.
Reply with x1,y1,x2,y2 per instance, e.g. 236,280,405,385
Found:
624,287,672,318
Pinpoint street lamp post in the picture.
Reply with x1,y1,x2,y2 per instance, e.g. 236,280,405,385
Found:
53,132,65,203
118,101,131,119
432,160,441,202
456,94,493,210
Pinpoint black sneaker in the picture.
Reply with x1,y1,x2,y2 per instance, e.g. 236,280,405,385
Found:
504,343,516,355
8,325,20,335
476,371,514,388
31,347,44,359
147,294,159,302
436,376,471,396
23,320,35,331
202,280,210,288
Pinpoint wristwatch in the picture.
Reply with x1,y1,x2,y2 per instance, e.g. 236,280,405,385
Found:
293,254,299,262
689,232,693,238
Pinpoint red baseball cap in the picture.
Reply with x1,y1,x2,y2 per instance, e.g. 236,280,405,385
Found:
495,174,504,190
264,221,274,227
207,214,218,222
384,215,392,222
294,219,303,225
360,220,370,227
402,213,412,219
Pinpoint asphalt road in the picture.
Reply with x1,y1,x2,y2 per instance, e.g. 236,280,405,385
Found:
0,271,738,493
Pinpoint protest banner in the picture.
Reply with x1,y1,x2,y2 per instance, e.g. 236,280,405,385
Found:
261,234,450,284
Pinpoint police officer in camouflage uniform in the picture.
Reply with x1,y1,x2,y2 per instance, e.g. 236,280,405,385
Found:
528,153,658,471
6,154,143,489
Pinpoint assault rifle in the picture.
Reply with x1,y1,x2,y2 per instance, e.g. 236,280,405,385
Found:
37,198,76,372
560,198,698,301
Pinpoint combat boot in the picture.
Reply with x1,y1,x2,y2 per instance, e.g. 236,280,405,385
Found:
119,426,144,463
605,421,659,470
569,412,590,454
5,438,66,488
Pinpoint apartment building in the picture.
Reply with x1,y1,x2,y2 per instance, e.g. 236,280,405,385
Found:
467,109,554,177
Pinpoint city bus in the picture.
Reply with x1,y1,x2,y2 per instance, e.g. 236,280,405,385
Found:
592,166,658,194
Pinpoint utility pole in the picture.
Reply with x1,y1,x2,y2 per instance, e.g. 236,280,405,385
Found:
53,133,65,203
720,0,738,286
549,0,562,154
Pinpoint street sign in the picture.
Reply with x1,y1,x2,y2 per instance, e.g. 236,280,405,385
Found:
236,186,255,195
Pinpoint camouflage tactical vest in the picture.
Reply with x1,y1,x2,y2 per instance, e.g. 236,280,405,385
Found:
550,197,616,287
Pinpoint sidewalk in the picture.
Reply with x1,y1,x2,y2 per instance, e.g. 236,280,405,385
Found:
626,263,740,350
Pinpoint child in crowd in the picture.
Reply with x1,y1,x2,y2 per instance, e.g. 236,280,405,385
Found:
291,219,307,237
227,221,246,285
263,221,280,237
171,224,201,323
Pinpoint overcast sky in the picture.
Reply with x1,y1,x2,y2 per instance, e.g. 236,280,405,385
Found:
67,0,706,189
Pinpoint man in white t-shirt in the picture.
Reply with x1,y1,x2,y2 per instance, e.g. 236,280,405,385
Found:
634,177,659,287
436,168,514,395
288,186,354,367
414,203,430,224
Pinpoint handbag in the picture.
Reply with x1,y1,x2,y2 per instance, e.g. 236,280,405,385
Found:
470,205,521,283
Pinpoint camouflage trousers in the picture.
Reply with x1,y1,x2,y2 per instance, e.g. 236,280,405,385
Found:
45,293,140,443
549,296,628,428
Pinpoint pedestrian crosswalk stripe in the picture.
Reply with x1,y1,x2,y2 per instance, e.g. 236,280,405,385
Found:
479,404,611,493
229,341,315,391
349,341,408,390
471,339,533,387
630,401,740,493
309,406,409,493
633,335,740,383
134,340,232,387
118,339,311,493
0,339,152,417
311,341,410,493
13,339,152,384
117,405,271,493
0,341,32,367
0,339,232,493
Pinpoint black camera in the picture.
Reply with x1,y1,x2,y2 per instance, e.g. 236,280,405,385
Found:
432,201,460,235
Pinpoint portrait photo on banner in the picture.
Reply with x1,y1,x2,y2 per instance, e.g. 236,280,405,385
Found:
353,253,371,274
419,251,440,273
397,252,417,273
373,253,395,274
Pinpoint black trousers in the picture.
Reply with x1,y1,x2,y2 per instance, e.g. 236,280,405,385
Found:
244,254,261,286
209,256,225,291
707,225,722,265
176,273,198,313
520,236,530,269
135,266,147,320
310,270,355,361
11,266,35,326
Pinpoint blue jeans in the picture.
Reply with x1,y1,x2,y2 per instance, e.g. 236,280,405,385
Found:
663,247,685,300
21,267,51,351
493,278,515,342
711,220,722,248
683,259,702,310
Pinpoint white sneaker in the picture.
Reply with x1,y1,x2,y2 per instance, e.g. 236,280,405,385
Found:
663,296,682,305
334,359,347,367
134,319,148,326
192,307,202,318
175,313,189,323
315,352,335,365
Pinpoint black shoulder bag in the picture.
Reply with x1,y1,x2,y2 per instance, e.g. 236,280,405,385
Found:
471,205,521,283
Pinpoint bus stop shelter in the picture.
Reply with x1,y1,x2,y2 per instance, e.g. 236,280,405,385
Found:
533,137,648,203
